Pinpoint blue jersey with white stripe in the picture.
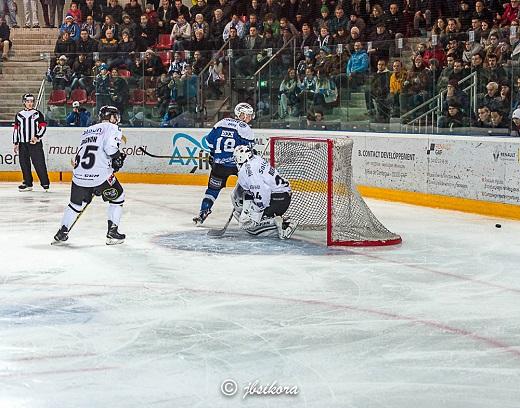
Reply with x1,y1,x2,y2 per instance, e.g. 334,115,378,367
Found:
205,118,255,167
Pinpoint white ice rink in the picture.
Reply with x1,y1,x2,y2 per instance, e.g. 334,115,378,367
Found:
1,182,520,408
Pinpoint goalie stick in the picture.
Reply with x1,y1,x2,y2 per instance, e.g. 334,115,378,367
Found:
207,210,234,237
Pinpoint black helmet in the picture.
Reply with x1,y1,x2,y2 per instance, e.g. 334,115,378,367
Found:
22,93,35,104
98,105,121,124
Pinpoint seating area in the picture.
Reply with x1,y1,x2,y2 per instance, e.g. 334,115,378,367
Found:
18,0,516,135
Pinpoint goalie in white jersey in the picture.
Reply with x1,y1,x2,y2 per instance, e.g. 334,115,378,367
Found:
232,145,298,239
53,106,127,245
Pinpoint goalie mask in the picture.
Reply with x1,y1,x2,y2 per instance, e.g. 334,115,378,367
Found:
234,102,255,122
99,105,121,124
233,145,253,166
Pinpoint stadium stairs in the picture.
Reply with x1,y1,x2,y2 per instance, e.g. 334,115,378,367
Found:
0,28,57,121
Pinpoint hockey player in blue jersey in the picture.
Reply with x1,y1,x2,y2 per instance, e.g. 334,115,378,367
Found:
193,102,256,224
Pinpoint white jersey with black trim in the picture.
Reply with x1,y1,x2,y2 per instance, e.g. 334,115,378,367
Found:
72,122,122,188
237,155,291,211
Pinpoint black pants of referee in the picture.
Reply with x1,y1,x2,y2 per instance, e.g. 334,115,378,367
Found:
18,142,50,188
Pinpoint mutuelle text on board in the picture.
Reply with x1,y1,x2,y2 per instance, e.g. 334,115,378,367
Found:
358,150,416,161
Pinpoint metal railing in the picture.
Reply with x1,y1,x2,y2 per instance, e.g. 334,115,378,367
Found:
196,39,230,125
402,72,477,133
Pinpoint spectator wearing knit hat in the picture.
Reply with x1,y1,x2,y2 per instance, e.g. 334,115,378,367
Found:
314,6,331,34
60,14,81,41
52,55,71,90
120,13,137,39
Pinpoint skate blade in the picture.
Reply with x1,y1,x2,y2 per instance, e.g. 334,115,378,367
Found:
51,240,67,246
106,238,124,245
19,188,33,192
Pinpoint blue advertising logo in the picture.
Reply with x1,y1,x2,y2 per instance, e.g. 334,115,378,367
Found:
169,132,211,172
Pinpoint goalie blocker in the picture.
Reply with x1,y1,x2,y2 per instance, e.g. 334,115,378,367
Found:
232,145,298,239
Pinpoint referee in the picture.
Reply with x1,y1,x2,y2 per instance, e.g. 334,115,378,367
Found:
12,94,50,192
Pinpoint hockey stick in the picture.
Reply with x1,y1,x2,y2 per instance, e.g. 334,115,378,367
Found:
138,147,211,161
207,210,235,237
51,200,92,245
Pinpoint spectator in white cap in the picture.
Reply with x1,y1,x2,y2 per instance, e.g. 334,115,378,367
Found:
66,100,92,126
511,108,520,137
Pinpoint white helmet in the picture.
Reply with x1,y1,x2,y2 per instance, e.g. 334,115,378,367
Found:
234,102,255,121
233,145,253,166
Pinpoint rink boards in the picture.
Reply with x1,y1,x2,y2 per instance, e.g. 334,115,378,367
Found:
1,128,520,219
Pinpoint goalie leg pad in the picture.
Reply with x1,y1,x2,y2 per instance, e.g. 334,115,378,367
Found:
244,217,278,235
275,216,299,240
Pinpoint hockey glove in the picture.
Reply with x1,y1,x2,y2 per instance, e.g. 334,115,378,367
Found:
112,152,127,172
239,198,263,230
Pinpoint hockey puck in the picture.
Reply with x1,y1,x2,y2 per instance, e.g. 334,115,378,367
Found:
495,224,502,228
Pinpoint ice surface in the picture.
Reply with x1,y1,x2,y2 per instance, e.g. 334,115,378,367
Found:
1,182,520,408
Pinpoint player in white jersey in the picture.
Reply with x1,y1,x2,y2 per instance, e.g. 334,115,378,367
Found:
232,145,298,239
52,106,127,245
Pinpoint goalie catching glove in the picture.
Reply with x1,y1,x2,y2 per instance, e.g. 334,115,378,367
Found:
111,152,127,172
238,195,264,230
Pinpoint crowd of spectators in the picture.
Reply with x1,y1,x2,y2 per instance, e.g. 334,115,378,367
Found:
6,0,517,131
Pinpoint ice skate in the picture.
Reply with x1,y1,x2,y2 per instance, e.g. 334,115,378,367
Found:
106,220,125,245
51,225,69,245
193,209,211,225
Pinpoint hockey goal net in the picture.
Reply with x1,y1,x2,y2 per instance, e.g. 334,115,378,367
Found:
269,137,402,246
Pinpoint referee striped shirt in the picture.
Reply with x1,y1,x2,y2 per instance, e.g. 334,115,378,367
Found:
12,109,47,144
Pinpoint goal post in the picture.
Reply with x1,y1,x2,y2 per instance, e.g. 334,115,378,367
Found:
269,136,402,247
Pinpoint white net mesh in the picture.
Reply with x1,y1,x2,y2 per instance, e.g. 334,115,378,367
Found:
271,137,401,246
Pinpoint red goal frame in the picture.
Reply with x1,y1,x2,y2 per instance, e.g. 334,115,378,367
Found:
270,136,402,247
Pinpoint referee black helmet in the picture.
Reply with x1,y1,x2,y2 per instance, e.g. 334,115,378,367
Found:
99,105,121,124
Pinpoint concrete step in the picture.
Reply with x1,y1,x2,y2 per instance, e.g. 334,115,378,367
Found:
1,66,47,75
0,84,43,93
11,39,57,46
11,43,57,51
1,60,49,67
4,55,48,62
0,80,42,86
0,90,42,99
10,28,59,37
0,74,45,81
